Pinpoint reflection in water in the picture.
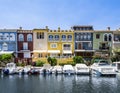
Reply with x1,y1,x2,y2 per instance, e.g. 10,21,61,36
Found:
0,75,120,93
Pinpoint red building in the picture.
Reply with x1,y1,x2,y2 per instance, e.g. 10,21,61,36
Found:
15,28,33,65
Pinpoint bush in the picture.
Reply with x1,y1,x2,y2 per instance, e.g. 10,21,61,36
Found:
59,61,75,66
73,56,84,64
36,60,45,67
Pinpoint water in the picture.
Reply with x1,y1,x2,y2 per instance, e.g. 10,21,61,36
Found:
0,74,120,93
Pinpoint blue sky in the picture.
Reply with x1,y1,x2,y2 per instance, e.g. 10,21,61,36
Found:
0,0,120,30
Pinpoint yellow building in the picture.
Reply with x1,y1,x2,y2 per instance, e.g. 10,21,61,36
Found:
47,27,74,59
32,27,48,62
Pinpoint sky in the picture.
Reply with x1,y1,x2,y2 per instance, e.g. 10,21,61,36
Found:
0,0,120,30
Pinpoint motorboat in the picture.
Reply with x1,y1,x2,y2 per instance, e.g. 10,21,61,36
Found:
63,65,75,75
74,64,90,75
28,67,40,75
21,65,31,74
51,65,63,74
40,64,52,75
90,60,116,76
112,62,120,72
3,62,16,75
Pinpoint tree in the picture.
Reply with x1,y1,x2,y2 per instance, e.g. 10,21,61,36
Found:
0,54,13,66
47,57,57,66
73,56,84,64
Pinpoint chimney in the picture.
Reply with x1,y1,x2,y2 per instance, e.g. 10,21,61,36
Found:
58,27,60,31
19,27,22,30
46,26,48,29
107,27,110,31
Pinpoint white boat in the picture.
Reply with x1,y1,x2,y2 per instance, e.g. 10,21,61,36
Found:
90,60,116,76
52,65,63,74
40,64,52,74
3,62,16,75
21,65,31,74
112,62,120,72
75,64,90,75
63,65,75,75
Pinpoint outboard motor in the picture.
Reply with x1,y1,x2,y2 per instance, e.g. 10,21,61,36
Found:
4,69,9,75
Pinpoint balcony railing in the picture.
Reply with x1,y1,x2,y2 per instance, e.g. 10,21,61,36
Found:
99,46,109,50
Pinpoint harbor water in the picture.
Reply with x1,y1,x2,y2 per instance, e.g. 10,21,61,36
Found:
0,74,120,93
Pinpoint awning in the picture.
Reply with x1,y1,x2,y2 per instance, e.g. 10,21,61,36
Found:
33,50,47,53
74,50,95,52
0,51,14,54
48,50,60,53
63,50,72,54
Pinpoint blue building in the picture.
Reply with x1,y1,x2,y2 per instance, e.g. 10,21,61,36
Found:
72,26,94,61
0,29,17,54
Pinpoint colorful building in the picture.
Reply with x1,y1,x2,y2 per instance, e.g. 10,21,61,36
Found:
0,29,17,55
15,27,33,64
93,27,113,57
113,29,120,49
32,27,48,62
47,27,74,58
73,26,94,61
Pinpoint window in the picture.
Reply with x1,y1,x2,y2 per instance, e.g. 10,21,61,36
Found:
24,52,30,58
76,34,79,40
87,33,91,40
10,33,15,41
0,33,3,41
80,33,83,40
63,44,71,50
114,34,120,41
49,35,54,41
104,34,108,41
37,32,44,39
19,34,24,41
51,43,57,48
55,35,59,41
62,35,66,41
108,34,112,41
96,34,100,39
4,33,9,41
23,43,28,50
83,33,87,39
68,35,72,41
2,43,8,51
27,34,32,41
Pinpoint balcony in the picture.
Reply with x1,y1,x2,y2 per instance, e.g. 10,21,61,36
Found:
99,46,109,50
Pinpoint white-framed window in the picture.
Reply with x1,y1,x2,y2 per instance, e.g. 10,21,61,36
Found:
23,42,28,50
49,35,54,41
51,43,57,48
104,34,108,41
80,33,83,39
55,35,59,41
68,35,72,41
0,33,3,41
2,43,8,51
10,33,15,41
4,33,9,41
37,32,44,39
27,34,32,41
63,44,71,50
87,33,91,40
24,52,30,58
18,34,24,41
108,34,112,41
62,35,66,41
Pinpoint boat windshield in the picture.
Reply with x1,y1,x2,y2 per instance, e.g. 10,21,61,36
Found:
98,61,110,66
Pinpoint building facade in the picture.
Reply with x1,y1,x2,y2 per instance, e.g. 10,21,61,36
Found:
73,26,94,61
0,29,17,55
47,27,74,58
32,27,48,62
93,28,113,57
15,28,33,64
